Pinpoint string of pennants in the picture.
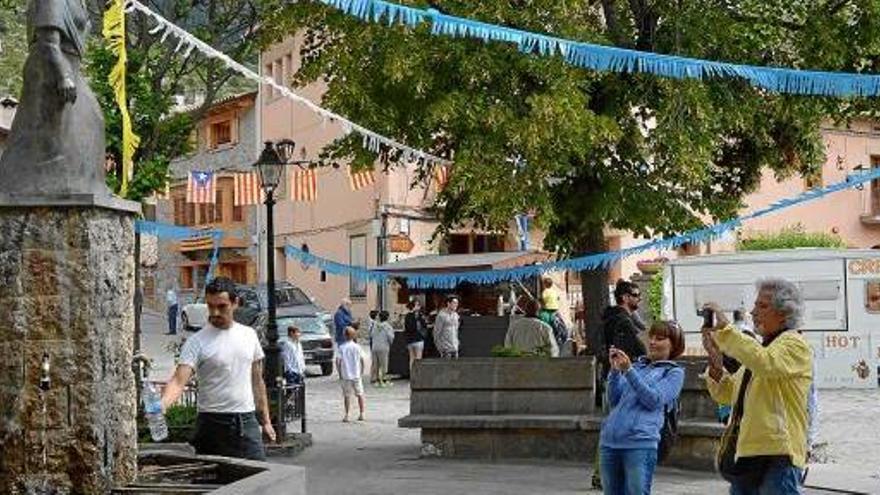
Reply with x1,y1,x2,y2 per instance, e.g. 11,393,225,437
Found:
139,167,880,288
313,0,880,98
282,167,880,289
135,220,224,282
180,165,451,205
124,0,453,179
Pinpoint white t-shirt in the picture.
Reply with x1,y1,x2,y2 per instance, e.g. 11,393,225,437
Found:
178,322,264,413
337,341,363,380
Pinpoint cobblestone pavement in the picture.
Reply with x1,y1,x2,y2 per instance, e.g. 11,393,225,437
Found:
140,312,879,493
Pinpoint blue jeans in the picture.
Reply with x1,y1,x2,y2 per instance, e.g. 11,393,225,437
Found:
167,304,178,333
191,412,265,461
729,462,803,495
599,447,657,495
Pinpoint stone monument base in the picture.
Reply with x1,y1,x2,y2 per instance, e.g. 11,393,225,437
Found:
0,203,139,494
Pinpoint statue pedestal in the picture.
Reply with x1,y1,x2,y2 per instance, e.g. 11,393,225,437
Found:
0,199,140,493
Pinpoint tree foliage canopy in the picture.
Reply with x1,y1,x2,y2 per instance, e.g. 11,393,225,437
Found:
262,0,880,341
263,0,880,246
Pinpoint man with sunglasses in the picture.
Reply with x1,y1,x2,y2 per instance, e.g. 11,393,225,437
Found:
602,280,648,362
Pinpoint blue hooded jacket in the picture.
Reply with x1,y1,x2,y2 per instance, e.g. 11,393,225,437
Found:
599,357,685,450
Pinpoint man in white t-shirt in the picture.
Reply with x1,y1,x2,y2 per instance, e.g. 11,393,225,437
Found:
160,277,275,460
336,326,366,422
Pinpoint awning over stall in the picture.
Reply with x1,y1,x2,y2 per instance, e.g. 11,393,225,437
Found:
375,251,551,273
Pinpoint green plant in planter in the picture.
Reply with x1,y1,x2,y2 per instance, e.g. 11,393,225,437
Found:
491,345,524,357
737,224,846,251
138,404,198,443
490,345,551,358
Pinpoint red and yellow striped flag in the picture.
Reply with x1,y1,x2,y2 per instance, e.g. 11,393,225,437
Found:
290,169,318,202
233,171,265,206
434,165,450,190
348,167,375,191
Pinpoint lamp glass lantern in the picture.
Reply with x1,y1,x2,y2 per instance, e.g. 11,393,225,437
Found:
254,141,286,192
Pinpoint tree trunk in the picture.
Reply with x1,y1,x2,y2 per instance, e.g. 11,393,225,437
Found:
577,223,609,355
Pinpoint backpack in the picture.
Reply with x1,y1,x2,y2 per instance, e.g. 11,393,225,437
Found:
657,367,681,464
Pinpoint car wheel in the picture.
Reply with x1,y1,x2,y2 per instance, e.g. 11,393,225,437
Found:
320,362,333,376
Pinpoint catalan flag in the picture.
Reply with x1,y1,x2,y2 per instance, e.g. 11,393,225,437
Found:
434,165,450,190
290,169,318,202
233,171,265,206
186,170,216,204
348,167,375,191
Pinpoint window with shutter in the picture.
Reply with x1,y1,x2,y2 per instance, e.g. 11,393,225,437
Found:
215,187,225,223
174,197,185,225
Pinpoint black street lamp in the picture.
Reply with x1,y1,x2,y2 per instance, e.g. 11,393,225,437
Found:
253,139,310,440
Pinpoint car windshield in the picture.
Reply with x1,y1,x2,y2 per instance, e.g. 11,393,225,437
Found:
248,286,313,307
276,287,311,306
276,316,329,335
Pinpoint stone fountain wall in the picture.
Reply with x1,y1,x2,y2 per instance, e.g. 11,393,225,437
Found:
0,207,138,494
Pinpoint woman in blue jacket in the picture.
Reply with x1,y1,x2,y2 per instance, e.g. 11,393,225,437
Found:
599,320,686,495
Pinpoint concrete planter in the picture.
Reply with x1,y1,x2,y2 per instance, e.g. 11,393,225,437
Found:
130,449,307,494
401,357,596,461
399,356,725,470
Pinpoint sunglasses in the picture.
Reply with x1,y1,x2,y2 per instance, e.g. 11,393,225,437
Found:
628,292,642,299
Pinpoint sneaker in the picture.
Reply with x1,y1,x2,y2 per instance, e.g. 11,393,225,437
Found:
591,473,602,490
357,415,365,421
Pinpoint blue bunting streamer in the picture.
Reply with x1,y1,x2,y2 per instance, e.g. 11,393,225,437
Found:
314,0,880,97
135,220,224,283
284,168,880,289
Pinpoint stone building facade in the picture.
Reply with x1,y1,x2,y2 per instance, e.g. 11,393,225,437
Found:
144,92,262,310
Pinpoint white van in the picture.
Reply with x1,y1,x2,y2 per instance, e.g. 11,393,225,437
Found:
661,248,880,389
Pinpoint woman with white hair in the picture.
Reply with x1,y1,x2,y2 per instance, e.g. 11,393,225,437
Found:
701,278,813,495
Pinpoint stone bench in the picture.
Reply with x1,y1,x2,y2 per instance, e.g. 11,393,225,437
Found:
398,355,725,470
400,357,598,460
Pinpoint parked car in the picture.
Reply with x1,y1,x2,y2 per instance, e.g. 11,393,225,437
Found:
233,283,330,328
276,313,334,376
180,296,207,331
180,283,327,331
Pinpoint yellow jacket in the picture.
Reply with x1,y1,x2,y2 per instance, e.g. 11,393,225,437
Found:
705,325,813,469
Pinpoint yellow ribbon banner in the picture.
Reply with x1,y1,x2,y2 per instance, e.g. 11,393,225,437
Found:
103,0,141,196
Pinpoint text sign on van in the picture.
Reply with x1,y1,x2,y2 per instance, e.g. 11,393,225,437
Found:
848,259,880,275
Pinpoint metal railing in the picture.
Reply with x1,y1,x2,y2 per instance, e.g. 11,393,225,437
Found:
147,379,306,435
271,381,307,435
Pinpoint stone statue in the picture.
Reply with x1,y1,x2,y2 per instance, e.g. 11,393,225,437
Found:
0,0,108,198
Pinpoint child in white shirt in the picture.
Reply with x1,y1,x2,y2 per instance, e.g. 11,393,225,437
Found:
336,326,366,422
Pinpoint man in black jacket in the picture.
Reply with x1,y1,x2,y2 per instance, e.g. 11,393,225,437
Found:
595,280,647,408
601,280,647,361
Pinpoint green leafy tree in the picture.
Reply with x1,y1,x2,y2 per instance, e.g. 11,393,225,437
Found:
263,0,880,349
83,0,280,200
0,0,27,97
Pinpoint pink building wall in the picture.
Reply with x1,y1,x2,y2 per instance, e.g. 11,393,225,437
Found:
738,121,880,248
615,120,880,281
261,36,441,318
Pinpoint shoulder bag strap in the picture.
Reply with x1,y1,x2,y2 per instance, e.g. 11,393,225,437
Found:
730,368,752,424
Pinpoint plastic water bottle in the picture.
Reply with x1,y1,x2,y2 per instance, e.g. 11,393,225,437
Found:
143,382,168,442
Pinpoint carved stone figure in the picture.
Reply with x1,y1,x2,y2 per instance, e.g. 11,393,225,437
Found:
0,0,108,198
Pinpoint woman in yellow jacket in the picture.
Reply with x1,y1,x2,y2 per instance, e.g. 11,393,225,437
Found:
702,278,813,495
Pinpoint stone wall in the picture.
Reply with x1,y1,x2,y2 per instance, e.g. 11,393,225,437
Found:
0,207,137,493
400,356,725,469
